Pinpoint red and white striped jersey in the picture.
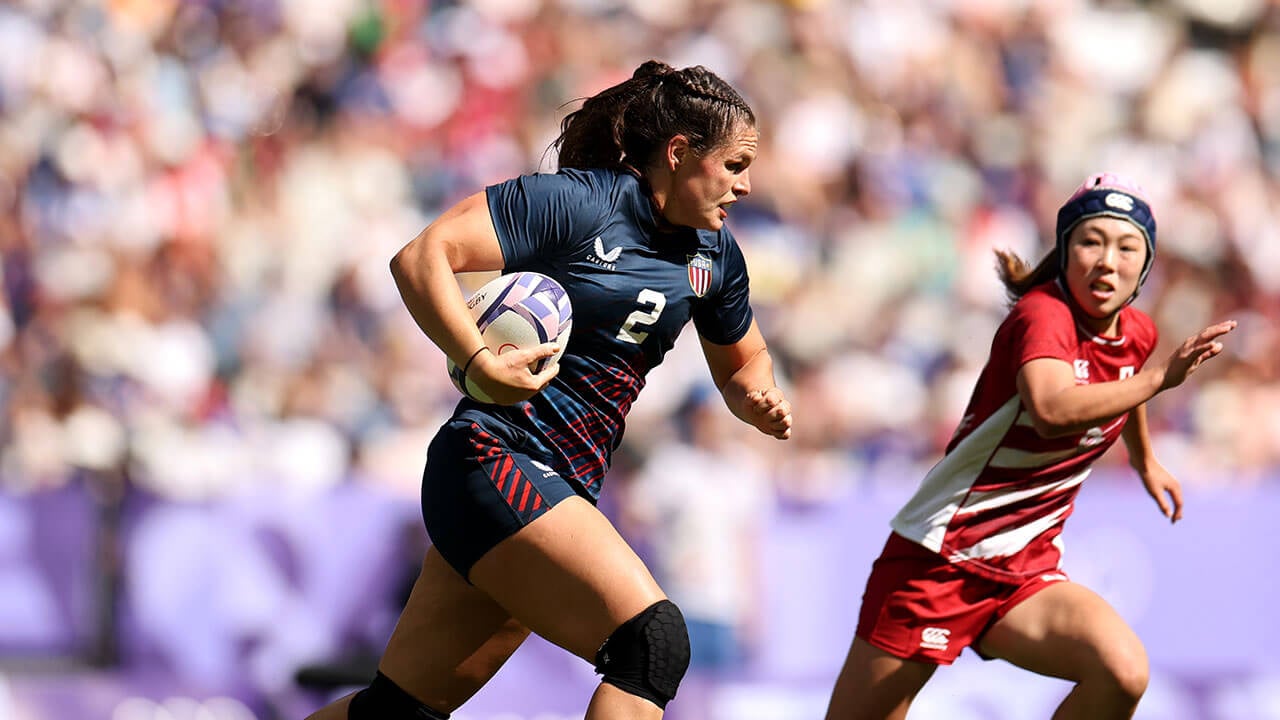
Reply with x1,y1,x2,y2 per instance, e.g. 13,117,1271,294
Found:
891,281,1159,582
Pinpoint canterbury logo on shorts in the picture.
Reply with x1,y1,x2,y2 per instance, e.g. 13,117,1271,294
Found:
920,627,951,651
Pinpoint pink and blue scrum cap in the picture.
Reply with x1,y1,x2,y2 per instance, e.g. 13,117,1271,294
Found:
1055,172,1157,289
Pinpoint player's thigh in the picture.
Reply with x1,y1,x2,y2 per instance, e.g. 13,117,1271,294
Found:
379,546,531,712
976,581,1147,683
468,495,666,662
826,637,937,720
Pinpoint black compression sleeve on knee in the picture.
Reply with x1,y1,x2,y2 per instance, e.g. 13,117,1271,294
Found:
348,671,450,720
594,599,691,708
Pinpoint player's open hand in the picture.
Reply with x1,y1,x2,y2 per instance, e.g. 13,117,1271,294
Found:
469,343,562,405
1160,320,1236,391
1139,459,1183,523
746,387,792,440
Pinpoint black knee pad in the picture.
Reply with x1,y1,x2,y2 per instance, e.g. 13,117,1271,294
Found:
593,599,691,708
348,671,450,720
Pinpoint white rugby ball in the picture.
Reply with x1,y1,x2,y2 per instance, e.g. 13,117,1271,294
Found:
447,271,573,403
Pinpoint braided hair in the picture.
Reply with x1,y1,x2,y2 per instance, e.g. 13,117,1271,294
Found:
553,60,755,172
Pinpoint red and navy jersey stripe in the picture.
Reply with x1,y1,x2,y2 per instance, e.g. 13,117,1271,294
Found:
475,348,646,501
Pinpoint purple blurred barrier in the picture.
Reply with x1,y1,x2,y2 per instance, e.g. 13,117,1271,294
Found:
756,471,1280,719
3,475,1280,720
760,473,1280,678
0,484,96,656
117,483,421,691
3,670,265,720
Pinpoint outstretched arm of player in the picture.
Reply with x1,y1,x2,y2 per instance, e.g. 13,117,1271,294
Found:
390,192,560,404
1122,403,1183,523
700,321,792,440
1017,320,1236,438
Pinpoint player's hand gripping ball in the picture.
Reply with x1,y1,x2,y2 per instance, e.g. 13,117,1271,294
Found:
447,272,573,403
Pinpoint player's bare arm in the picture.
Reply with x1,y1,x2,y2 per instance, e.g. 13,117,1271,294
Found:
1122,403,1183,522
699,321,793,439
391,192,557,401
1017,320,1235,438
390,191,506,368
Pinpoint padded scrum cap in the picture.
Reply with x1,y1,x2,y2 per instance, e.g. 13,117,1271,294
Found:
1055,172,1157,290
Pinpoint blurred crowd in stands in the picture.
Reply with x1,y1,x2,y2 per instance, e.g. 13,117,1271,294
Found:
3,1,1280,713
3,0,1280,507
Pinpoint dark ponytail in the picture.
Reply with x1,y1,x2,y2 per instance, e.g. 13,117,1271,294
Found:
994,248,1059,306
553,60,755,172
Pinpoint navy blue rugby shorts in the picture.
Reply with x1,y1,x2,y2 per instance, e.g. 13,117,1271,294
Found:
421,415,582,580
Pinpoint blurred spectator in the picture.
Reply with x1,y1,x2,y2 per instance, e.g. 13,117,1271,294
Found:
621,385,774,674
2,0,1276,505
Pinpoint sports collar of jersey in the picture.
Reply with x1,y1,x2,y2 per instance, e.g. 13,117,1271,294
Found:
621,166,720,250
1053,277,1128,345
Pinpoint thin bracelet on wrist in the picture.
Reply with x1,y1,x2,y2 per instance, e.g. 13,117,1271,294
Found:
462,346,488,378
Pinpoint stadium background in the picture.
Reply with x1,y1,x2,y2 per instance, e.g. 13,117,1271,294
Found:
1,0,1278,718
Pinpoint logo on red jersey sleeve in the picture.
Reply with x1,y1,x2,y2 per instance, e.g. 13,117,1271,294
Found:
1073,359,1090,381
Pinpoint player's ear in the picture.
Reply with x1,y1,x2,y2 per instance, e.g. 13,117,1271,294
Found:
665,135,689,172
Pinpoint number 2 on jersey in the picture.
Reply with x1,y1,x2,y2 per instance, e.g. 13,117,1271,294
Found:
616,289,666,344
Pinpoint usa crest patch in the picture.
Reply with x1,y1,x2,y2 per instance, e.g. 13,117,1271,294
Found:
687,253,712,297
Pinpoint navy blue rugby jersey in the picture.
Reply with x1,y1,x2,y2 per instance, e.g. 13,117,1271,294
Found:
456,167,754,501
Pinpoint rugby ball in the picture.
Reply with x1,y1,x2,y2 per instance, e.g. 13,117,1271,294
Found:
447,271,573,403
